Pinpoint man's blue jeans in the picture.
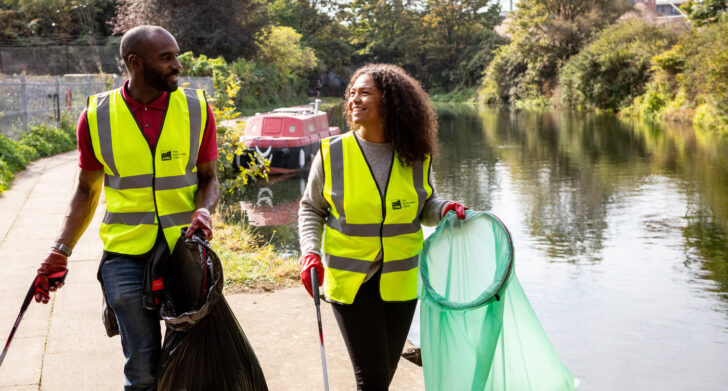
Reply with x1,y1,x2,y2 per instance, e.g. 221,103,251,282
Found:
101,254,161,391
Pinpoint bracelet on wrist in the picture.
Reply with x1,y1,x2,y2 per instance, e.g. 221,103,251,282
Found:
51,243,72,257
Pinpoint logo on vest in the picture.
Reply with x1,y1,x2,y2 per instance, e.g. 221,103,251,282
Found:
391,199,415,210
160,150,187,161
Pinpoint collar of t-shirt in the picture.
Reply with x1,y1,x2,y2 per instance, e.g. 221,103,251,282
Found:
120,80,170,147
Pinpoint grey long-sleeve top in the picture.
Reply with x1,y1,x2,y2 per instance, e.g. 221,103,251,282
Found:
298,135,450,282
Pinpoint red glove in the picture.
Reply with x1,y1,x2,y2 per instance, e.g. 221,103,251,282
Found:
442,202,468,220
186,208,213,240
299,253,324,298
35,251,68,304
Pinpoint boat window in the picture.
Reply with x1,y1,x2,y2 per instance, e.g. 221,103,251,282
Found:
309,123,316,132
289,125,296,134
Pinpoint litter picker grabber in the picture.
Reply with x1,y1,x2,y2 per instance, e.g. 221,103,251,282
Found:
310,268,330,391
0,270,68,367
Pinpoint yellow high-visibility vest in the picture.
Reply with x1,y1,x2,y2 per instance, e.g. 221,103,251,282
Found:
321,132,432,304
86,87,207,254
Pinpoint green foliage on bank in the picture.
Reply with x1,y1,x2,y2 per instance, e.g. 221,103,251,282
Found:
431,87,478,103
560,19,678,111
0,118,76,193
478,0,728,133
625,14,728,132
479,0,631,104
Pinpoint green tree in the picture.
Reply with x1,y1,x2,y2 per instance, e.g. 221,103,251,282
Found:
480,0,631,103
255,25,317,78
269,0,352,74
110,0,269,60
632,14,728,127
681,0,728,26
0,0,117,45
339,0,503,90
420,0,503,89
340,0,422,69
559,19,678,111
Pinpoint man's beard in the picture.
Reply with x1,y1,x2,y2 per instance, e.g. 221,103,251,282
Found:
143,63,178,92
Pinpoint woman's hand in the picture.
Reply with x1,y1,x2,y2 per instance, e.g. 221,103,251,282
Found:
442,202,468,220
299,252,325,298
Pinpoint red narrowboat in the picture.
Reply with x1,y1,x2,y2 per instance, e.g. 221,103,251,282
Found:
236,101,341,174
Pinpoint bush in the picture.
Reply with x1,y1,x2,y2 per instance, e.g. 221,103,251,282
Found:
0,159,12,192
0,117,77,193
559,19,678,111
215,125,269,197
19,124,76,157
479,0,631,104
694,103,728,132
0,134,35,172
625,13,728,126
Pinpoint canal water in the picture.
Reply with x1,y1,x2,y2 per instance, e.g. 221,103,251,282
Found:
234,104,728,390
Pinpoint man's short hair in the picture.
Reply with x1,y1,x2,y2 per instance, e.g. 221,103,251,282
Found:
119,25,168,66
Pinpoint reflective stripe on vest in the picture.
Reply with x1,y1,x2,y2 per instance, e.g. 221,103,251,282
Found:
321,132,432,304
87,87,207,254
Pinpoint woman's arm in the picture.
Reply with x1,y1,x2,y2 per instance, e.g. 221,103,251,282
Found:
420,167,450,227
298,152,329,255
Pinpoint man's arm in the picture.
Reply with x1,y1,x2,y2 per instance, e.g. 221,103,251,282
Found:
56,168,105,249
35,168,103,303
186,160,219,240
194,160,219,212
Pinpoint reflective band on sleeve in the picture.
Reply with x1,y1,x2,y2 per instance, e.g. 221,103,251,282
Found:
105,174,153,190
155,172,199,190
183,89,201,173
103,211,156,225
327,255,374,274
382,255,418,273
96,93,119,176
159,210,194,228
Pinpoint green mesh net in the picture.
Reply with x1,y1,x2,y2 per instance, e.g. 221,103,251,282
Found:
418,210,578,390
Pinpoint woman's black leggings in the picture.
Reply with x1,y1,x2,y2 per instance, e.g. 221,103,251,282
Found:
331,271,417,391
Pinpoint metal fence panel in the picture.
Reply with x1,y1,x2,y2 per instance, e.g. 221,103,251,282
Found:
0,45,124,75
0,75,214,139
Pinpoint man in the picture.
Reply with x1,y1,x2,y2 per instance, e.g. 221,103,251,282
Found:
33,25,219,390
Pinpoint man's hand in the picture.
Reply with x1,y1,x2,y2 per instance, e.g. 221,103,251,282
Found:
442,202,468,220
35,251,68,304
186,208,213,240
299,253,324,298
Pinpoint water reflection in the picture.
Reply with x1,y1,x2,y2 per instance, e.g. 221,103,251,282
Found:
222,174,307,256
434,105,728,289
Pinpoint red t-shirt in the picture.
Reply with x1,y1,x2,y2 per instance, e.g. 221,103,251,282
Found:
77,81,218,170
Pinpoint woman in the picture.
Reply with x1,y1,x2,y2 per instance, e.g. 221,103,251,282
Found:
297,63,467,390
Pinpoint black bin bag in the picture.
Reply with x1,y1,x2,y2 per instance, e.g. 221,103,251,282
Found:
157,230,268,391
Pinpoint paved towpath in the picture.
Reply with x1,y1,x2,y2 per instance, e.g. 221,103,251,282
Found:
0,151,424,390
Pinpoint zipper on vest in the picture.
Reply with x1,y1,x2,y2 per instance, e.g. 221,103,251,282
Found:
352,133,394,259
379,153,395,256
120,90,172,227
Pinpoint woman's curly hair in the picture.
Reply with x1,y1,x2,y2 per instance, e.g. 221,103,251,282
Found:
344,64,438,164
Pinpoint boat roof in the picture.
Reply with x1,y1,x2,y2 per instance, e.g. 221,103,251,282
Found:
252,108,324,119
